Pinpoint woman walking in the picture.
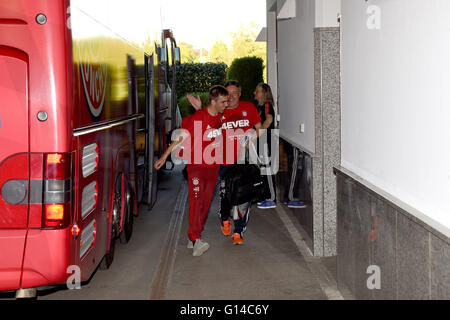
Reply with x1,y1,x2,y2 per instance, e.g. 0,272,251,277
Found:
253,83,278,209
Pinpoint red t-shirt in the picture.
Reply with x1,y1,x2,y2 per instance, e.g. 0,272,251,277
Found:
221,101,261,165
180,108,223,167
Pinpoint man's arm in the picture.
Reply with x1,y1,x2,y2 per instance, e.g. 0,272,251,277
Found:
154,135,185,170
261,114,274,129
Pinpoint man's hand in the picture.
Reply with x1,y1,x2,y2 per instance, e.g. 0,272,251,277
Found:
154,156,167,170
186,94,202,111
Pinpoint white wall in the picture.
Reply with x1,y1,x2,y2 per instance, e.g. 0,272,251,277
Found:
315,0,340,28
341,0,450,231
277,0,316,152
275,0,341,152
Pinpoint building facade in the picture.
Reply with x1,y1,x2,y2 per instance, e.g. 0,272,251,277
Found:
266,0,450,299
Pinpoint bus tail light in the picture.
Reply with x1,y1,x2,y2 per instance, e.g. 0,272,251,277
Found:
45,204,64,220
43,203,71,227
45,153,72,180
42,153,73,229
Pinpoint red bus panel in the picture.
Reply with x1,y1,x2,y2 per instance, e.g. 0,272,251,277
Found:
0,0,173,294
0,48,29,291
0,230,27,291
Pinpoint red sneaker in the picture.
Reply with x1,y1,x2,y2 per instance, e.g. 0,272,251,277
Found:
232,233,243,245
221,219,232,236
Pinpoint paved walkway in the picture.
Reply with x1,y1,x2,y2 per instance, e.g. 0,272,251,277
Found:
162,177,341,300
2,167,342,300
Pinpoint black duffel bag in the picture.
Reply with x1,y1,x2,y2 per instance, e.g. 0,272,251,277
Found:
223,163,271,206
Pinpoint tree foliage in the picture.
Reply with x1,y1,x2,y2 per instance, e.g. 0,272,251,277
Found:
208,23,266,76
178,42,200,63
230,23,265,61
227,56,264,102
209,41,232,66
173,62,227,100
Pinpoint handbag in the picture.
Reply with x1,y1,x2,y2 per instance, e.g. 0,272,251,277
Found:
223,141,271,206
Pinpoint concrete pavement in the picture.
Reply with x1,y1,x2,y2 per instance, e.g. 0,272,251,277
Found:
2,166,342,300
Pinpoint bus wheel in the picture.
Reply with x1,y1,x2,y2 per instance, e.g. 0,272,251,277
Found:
100,174,123,269
119,184,134,244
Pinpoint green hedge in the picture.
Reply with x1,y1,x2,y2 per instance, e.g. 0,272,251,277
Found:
174,63,227,100
227,56,264,102
178,92,210,118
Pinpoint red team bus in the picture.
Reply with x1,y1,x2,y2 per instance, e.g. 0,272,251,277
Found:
0,0,180,297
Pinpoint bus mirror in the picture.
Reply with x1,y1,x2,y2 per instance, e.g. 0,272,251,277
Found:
160,48,167,64
174,47,181,65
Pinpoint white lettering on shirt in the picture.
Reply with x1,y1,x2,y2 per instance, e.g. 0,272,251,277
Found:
221,120,250,130
206,129,223,139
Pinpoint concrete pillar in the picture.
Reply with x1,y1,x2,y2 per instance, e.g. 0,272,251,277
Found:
311,27,341,256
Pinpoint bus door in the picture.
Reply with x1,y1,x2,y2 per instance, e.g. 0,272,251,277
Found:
144,54,157,208
0,47,30,291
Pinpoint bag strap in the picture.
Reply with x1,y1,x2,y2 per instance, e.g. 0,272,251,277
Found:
248,138,263,168
237,133,263,168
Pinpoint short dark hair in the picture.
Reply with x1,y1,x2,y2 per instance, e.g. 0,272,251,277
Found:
209,85,228,103
224,80,241,90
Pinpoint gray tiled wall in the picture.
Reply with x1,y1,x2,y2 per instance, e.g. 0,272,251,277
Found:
312,27,341,257
431,235,450,299
335,167,450,300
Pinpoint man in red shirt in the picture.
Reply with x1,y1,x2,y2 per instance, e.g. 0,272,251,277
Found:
155,85,228,256
188,80,262,245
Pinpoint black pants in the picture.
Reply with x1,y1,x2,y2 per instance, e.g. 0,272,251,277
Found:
283,144,303,202
219,165,232,221
218,164,252,235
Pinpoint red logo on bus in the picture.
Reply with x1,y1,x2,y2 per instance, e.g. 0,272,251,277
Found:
79,48,108,120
